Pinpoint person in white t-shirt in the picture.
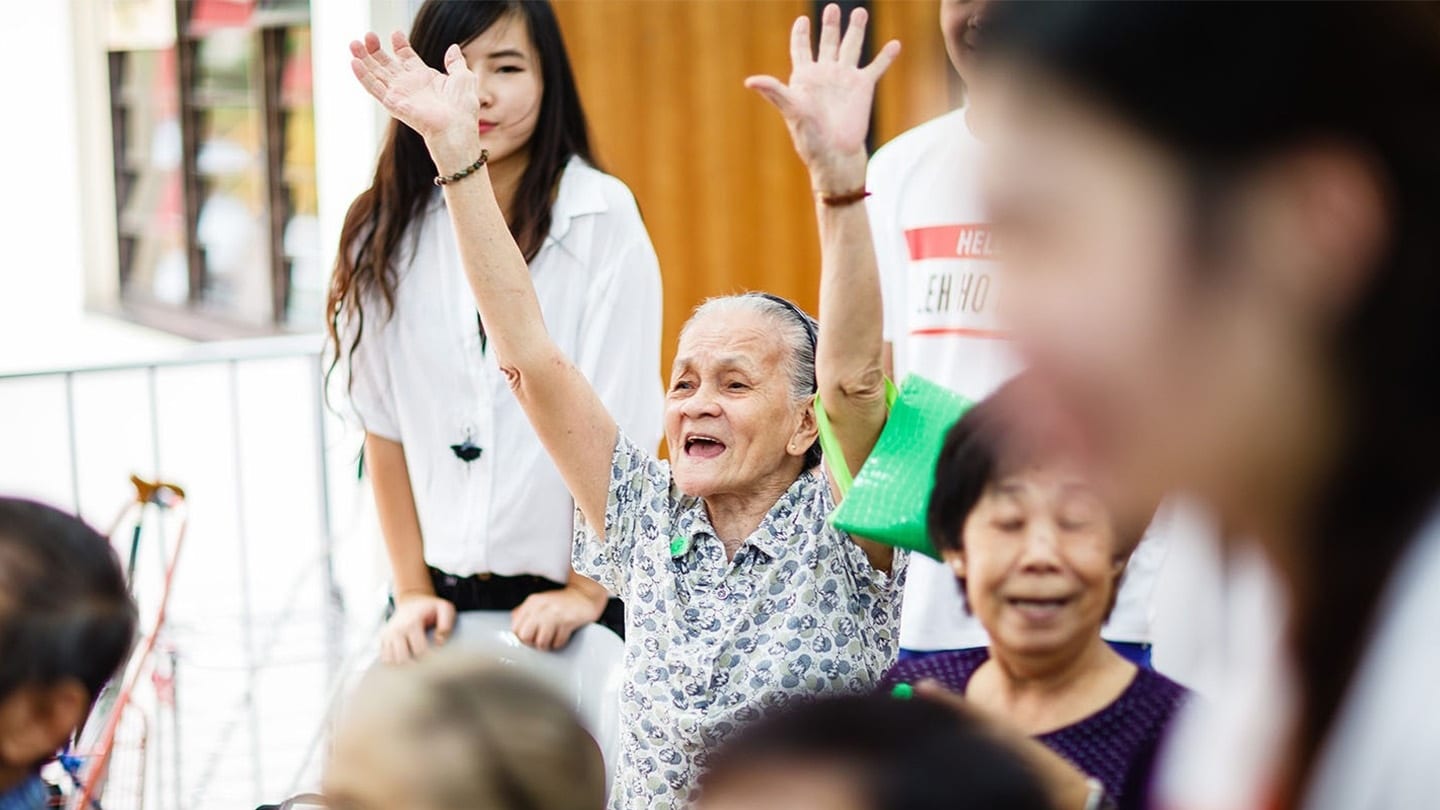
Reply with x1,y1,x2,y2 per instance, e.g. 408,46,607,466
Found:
326,0,661,662
867,0,1167,662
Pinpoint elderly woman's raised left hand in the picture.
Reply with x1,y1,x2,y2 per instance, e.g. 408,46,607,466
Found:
350,31,480,164
745,3,900,193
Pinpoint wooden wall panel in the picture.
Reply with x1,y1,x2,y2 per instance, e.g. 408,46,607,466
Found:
870,0,959,146
554,0,820,380
553,0,956,379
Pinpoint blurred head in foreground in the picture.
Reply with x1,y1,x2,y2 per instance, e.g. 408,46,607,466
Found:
695,693,1050,810
324,650,605,810
979,0,1440,797
0,498,135,791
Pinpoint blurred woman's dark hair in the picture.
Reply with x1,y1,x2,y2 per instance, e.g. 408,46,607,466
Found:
698,694,1051,810
0,498,136,702
983,1,1440,800
326,0,595,391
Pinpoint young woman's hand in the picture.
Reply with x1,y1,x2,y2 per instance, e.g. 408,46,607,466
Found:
511,582,608,652
380,593,458,664
745,3,900,193
349,31,479,154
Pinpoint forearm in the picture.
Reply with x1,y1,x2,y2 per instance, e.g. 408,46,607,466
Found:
565,569,610,608
424,129,618,532
365,434,433,598
429,131,555,369
813,158,889,478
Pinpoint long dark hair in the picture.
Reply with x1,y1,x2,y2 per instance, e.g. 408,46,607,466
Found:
984,2,1440,802
326,0,595,386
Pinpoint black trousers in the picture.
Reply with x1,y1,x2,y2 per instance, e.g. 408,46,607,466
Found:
426,566,626,639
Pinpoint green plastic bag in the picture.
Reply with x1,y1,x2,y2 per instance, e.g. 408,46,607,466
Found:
814,374,972,560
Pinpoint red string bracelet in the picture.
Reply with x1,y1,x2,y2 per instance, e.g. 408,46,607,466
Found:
818,187,871,206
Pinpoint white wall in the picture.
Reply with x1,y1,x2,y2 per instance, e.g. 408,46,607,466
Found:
310,0,415,284
0,0,413,374
0,1,89,348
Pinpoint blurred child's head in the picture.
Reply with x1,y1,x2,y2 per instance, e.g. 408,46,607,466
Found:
0,498,136,785
324,650,605,810
695,694,1051,810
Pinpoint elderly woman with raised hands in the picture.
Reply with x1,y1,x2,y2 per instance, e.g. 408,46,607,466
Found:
349,5,905,807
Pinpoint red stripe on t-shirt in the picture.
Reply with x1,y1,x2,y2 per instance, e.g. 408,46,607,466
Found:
909,326,1010,340
905,224,996,261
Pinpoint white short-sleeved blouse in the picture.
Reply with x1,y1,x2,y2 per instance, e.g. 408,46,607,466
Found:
341,158,663,583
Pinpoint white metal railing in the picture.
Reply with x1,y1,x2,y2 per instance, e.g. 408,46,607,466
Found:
0,333,362,807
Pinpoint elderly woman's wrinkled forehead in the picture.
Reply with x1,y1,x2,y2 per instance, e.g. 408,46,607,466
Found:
674,307,791,374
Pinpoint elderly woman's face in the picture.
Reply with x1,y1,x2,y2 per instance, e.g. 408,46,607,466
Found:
667,308,813,499
946,461,1123,659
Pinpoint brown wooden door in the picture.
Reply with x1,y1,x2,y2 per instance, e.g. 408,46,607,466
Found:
554,0,955,379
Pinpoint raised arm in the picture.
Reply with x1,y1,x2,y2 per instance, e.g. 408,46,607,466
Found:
746,5,899,480
349,32,616,534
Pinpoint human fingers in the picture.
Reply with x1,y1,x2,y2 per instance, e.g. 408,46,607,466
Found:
838,6,868,67
789,15,812,70
391,30,421,64
433,599,457,646
403,613,430,658
549,623,576,651
863,39,902,81
817,3,842,61
532,620,557,652
365,31,394,68
381,620,415,664
512,608,538,648
350,58,389,101
743,75,796,116
443,43,468,76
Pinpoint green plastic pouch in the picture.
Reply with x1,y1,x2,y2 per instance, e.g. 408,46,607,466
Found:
814,374,972,560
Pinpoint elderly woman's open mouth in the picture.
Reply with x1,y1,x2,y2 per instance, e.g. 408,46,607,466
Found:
684,434,728,459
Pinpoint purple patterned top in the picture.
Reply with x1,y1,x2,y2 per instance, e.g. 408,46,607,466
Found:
880,648,1188,810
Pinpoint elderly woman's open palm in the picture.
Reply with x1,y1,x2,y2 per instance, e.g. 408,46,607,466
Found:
350,31,477,141
746,4,900,184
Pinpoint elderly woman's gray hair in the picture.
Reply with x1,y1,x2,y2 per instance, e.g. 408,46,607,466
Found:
683,292,822,469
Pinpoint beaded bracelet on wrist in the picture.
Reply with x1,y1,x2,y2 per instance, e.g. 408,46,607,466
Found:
434,149,490,186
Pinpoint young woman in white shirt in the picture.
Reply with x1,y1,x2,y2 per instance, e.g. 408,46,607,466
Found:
326,0,662,663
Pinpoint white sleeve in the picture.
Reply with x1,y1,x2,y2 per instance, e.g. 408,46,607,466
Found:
573,225,665,455
336,306,402,442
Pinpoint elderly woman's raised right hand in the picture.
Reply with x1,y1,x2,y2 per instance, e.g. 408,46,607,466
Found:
745,4,900,193
350,31,479,148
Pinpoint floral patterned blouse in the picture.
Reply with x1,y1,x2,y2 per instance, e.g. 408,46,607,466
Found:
574,432,907,809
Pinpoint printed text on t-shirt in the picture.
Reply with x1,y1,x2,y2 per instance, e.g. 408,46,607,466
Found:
905,223,997,261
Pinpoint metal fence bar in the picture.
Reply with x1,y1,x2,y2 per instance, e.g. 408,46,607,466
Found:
1,334,345,807
64,371,82,516
0,334,325,382
227,359,265,801
311,352,344,684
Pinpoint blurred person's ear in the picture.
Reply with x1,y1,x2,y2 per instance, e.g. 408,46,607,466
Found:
1242,146,1389,329
942,548,967,578
0,679,89,766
